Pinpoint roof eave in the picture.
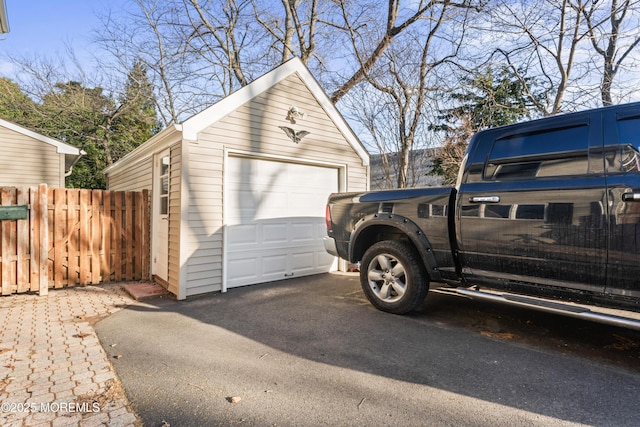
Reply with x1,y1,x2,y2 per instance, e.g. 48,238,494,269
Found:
0,118,81,155
182,57,370,166
103,124,182,174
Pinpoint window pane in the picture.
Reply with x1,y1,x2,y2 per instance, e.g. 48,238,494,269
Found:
160,196,168,215
161,176,169,195
486,124,589,179
490,125,588,161
161,156,170,176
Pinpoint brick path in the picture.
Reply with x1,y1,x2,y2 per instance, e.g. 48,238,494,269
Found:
0,284,142,427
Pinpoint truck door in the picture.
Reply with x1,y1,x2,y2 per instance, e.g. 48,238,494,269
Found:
457,114,607,294
603,106,640,300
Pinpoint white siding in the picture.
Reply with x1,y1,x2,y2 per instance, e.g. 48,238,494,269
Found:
0,126,63,187
105,128,183,296
183,73,367,296
168,143,182,297
106,157,153,192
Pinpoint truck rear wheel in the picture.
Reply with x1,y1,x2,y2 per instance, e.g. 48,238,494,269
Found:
360,240,429,314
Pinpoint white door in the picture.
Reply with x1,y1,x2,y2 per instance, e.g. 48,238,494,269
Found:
152,151,170,281
225,156,339,288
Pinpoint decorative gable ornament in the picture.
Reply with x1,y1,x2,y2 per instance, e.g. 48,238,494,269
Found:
279,126,310,144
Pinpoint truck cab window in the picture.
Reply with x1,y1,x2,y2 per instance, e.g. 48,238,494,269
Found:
485,124,589,180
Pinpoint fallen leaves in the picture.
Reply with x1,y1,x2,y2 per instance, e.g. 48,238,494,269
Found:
73,333,92,339
480,331,515,340
605,334,640,351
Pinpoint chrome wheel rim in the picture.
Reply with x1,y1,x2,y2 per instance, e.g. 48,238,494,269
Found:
366,253,407,303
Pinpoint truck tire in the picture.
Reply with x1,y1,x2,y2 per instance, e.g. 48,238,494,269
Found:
360,240,429,314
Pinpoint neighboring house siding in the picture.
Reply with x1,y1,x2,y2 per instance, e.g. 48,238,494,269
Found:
0,126,62,187
184,73,367,296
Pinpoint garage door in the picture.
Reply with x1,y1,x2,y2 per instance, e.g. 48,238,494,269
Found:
225,156,339,288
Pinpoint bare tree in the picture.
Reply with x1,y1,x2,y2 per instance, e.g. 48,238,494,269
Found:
96,0,335,123
185,0,253,92
582,0,640,105
95,0,190,124
252,0,321,64
490,0,594,115
342,2,474,188
330,0,484,104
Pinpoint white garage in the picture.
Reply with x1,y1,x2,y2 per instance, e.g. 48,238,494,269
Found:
225,156,339,288
105,57,369,299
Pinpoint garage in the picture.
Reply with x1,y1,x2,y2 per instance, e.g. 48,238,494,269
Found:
225,155,339,288
104,57,369,299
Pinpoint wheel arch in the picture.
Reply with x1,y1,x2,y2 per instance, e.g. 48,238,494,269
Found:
349,214,443,282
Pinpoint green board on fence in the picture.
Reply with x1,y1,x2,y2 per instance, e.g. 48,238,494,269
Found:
0,205,28,220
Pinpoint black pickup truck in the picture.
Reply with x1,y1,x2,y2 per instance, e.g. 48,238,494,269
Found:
324,102,640,330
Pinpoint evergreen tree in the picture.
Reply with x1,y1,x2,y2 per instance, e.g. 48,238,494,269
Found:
0,63,160,189
430,68,540,184
110,61,162,162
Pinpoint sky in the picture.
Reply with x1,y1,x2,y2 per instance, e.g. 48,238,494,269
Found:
0,0,126,78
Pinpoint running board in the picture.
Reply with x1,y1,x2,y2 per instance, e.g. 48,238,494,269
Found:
453,287,640,331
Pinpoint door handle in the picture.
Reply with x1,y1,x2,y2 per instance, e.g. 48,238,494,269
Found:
622,192,640,202
469,196,500,203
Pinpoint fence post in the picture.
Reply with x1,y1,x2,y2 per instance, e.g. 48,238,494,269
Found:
1,187,12,295
141,189,150,280
16,188,29,293
38,184,48,296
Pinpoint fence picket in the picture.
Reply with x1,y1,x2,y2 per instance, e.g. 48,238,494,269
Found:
1,187,13,295
37,184,48,295
141,190,150,280
91,190,101,284
113,192,122,281
125,192,133,279
102,191,111,282
79,190,90,285
53,188,65,288
16,188,29,292
29,186,39,292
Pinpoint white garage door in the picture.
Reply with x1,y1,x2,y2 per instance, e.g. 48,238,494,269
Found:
225,156,339,288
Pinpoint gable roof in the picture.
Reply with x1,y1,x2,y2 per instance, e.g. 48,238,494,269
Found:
105,57,370,174
0,118,84,173
0,118,83,155
182,57,369,166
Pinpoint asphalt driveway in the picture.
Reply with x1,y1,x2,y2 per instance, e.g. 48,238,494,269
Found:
95,273,640,426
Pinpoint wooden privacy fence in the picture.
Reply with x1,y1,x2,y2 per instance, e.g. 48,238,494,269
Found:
0,184,150,296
